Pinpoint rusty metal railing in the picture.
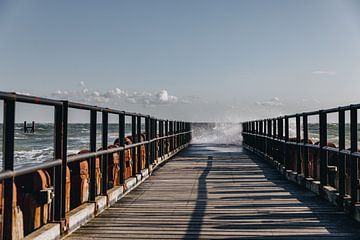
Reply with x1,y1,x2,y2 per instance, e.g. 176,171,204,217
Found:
242,105,360,211
0,91,192,239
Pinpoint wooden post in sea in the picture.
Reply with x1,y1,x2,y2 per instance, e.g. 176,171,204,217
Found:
24,121,35,133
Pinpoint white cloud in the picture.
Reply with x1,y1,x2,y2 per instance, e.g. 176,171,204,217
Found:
50,82,185,108
157,89,178,103
256,97,283,106
312,70,336,76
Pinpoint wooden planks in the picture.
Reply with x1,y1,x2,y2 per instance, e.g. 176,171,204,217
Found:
66,144,360,239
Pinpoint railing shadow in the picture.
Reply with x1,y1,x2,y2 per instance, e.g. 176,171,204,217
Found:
181,144,360,239
183,154,213,239
211,150,360,239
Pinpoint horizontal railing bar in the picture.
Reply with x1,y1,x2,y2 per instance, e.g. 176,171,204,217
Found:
68,102,151,117
125,142,144,149
0,159,62,181
124,111,149,118
67,147,125,163
68,101,103,111
305,144,320,149
323,146,339,153
65,131,192,162
352,151,360,158
151,131,192,142
0,91,63,106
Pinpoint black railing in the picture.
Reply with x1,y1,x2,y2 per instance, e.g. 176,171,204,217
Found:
242,105,360,211
0,91,191,239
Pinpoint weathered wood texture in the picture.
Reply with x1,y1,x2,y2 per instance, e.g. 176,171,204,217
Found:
67,144,360,239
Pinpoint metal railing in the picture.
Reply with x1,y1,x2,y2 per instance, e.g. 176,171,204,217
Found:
242,104,360,210
0,91,192,239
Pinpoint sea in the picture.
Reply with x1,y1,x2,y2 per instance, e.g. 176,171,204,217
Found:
0,123,357,171
0,123,140,170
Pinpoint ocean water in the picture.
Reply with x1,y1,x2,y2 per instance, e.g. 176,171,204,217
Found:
189,123,359,148
0,123,358,170
0,123,137,170
191,123,242,144
288,123,355,148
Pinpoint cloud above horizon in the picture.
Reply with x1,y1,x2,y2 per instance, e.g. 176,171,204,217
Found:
50,81,185,107
8,85,328,123
256,97,283,107
312,70,336,76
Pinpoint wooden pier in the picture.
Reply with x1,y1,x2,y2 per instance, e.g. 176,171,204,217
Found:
1,92,360,239
66,144,360,239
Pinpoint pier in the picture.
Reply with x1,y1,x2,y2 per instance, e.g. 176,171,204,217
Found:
67,144,360,239
0,92,359,239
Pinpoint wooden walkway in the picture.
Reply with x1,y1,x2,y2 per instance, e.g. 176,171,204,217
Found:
67,144,360,239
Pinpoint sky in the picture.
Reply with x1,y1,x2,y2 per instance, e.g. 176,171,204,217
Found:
1,0,360,122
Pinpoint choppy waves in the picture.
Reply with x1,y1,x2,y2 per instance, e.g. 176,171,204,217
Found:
191,123,242,144
0,123,132,170
0,123,356,170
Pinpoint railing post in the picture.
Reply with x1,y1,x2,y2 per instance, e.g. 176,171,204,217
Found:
165,120,169,155
268,119,272,157
189,122,191,142
145,116,151,169
255,121,259,150
303,113,309,177
119,113,125,185
155,119,158,160
180,121,183,146
338,108,346,204
53,101,67,229
53,104,62,222
278,117,283,165
102,111,108,195
319,110,328,187
160,120,164,157
182,121,184,146
263,119,269,158
296,114,301,174
176,121,179,149
284,116,289,169
273,119,277,161
2,98,15,240
260,120,263,153
131,115,137,176
137,115,141,173
350,107,359,205
169,121,173,151
150,118,154,164
89,109,97,201
183,122,185,145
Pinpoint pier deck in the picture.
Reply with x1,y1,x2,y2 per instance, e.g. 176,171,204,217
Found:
67,144,360,239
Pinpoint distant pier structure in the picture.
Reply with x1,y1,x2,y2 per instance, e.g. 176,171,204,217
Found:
23,121,35,133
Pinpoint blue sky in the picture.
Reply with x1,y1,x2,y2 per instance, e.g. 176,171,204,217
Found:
1,0,360,122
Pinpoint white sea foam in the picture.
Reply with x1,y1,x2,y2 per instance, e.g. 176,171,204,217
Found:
192,123,242,144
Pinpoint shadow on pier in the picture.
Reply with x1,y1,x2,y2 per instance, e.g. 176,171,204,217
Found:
67,143,360,239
